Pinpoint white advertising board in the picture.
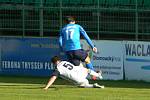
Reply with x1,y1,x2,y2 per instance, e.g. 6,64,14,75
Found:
81,40,124,80
124,41,150,82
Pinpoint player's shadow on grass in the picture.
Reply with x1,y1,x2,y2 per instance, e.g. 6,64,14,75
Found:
0,76,150,89
0,75,74,86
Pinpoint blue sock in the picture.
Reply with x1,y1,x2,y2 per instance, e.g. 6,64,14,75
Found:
86,63,94,71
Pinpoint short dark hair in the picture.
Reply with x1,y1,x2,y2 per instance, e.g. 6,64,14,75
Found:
51,56,61,64
65,16,75,23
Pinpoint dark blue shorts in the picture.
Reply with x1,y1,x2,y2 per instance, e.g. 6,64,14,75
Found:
66,49,88,66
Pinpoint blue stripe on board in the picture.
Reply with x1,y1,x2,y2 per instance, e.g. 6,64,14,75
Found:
126,58,150,62
141,65,150,70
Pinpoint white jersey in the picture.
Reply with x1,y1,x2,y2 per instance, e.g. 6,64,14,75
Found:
56,61,88,84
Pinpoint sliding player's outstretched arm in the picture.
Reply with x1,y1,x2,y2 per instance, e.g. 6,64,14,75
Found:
43,76,57,90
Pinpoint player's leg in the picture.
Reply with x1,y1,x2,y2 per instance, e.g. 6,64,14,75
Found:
66,49,97,80
72,49,98,80
79,79,104,88
76,67,104,88
84,56,94,70
79,79,93,88
88,69,103,79
93,83,105,88
74,49,94,70
75,69,93,88
66,50,81,66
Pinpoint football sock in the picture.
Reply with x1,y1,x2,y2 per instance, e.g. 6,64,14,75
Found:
88,69,99,77
86,63,94,71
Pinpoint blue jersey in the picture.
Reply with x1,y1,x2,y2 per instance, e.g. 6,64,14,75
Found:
59,24,94,51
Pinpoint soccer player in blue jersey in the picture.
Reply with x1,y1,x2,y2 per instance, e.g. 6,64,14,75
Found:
59,16,98,73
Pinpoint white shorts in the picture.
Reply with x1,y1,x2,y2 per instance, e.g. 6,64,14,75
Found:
74,67,88,85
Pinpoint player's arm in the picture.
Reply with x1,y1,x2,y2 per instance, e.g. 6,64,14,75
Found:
58,30,63,51
43,70,60,90
43,76,57,90
79,26,97,53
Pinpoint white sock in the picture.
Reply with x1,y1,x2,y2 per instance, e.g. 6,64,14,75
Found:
88,69,99,77
79,82,94,88
79,79,94,88
83,84,94,88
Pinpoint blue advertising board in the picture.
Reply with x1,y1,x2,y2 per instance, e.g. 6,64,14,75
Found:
0,37,61,76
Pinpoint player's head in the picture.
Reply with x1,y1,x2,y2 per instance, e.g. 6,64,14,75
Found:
51,56,61,65
65,16,75,24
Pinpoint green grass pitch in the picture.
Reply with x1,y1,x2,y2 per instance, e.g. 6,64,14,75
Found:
0,76,150,100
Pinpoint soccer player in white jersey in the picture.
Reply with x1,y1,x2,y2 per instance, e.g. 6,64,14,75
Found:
43,56,104,90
